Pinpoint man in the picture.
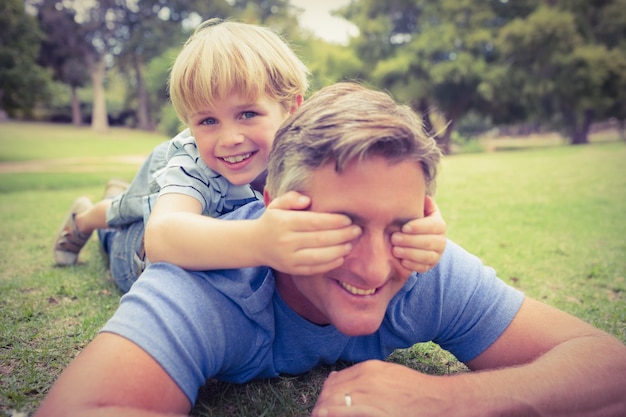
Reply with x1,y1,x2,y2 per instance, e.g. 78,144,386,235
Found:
36,83,626,417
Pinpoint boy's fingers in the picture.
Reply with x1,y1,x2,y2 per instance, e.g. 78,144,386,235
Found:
266,191,311,211
286,212,356,231
293,227,360,249
393,245,440,262
393,233,446,252
266,193,355,230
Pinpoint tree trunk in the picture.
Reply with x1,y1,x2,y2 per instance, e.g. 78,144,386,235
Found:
70,85,82,126
618,119,625,141
134,54,152,130
90,56,109,133
439,119,455,155
570,108,593,145
0,89,8,121
417,98,452,154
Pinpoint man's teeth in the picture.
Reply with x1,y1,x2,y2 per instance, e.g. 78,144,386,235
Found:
341,282,376,296
222,153,252,163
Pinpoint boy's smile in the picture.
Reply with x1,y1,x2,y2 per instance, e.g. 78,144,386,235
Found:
220,152,255,165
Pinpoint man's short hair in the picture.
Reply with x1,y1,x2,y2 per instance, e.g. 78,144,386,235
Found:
266,82,442,197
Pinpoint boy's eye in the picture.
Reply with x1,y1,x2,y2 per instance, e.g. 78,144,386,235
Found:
200,117,217,125
241,111,258,120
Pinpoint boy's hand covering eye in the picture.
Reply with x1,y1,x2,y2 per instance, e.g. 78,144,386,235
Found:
391,196,447,273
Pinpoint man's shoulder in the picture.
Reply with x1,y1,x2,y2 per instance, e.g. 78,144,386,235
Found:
219,200,265,220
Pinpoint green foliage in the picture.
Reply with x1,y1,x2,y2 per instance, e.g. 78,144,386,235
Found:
492,2,626,143
337,0,626,149
4,0,623,145
144,47,179,115
159,105,185,138
342,0,520,152
0,0,52,117
37,0,91,89
297,38,364,92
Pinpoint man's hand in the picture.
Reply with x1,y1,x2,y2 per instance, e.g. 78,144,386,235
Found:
312,360,451,417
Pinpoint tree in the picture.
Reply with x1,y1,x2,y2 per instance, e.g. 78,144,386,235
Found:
342,0,539,153
37,0,91,125
495,2,626,144
40,0,128,133
298,38,364,92
0,0,51,119
114,0,235,131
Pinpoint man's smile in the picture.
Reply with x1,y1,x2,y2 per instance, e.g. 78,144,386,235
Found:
340,281,377,296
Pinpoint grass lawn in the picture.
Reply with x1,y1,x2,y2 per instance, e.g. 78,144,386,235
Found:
0,121,624,416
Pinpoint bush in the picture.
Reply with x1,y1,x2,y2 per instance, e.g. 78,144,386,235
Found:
159,105,184,138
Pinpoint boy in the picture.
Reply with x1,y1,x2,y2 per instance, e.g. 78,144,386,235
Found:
53,19,446,292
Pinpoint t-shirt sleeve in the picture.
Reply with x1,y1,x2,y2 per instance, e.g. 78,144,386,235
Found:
100,263,264,404
155,151,216,213
405,240,525,363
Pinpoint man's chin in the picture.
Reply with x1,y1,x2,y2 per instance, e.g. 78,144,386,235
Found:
334,317,385,337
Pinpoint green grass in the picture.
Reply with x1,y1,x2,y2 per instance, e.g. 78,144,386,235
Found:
0,121,167,162
437,144,626,338
0,122,624,416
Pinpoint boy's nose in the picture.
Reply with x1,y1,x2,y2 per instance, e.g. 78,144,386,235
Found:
219,125,245,147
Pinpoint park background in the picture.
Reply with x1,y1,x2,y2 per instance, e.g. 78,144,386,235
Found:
1,0,625,416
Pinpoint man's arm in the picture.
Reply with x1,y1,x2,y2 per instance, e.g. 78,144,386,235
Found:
34,333,191,417
312,297,626,417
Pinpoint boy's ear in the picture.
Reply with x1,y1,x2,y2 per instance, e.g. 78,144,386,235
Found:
289,94,303,114
263,188,273,207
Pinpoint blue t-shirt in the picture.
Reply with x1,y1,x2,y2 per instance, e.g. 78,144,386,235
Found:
102,201,524,405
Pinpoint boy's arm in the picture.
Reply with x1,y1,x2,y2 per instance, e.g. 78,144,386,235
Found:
34,333,191,417
145,192,361,274
391,195,447,273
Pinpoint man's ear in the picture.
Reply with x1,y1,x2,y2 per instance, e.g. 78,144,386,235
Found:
423,195,440,217
263,188,273,207
289,94,303,114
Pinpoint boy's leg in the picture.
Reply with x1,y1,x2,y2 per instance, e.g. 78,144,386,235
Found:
100,221,145,293
107,142,168,227
53,197,94,266
53,179,130,266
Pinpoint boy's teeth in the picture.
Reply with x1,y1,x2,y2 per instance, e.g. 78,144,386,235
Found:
223,153,252,163
341,282,376,296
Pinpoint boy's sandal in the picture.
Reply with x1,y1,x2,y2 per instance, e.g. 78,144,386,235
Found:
53,197,93,266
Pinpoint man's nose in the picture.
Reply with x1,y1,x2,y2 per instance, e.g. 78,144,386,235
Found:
345,231,393,287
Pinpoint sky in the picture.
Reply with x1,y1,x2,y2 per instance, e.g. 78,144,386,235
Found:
290,0,359,44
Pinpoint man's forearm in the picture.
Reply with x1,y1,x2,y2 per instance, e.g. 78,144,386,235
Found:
455,333,626,416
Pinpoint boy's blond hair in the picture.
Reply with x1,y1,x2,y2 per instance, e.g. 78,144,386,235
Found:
169,18,310,124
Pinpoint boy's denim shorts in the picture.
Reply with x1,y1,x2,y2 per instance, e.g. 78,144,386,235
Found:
97,221,146,293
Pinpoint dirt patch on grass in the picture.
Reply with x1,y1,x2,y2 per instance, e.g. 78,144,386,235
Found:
0,155,146,173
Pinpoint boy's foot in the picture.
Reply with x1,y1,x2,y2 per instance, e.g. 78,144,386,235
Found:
103,178,130,199
53,197,94,266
